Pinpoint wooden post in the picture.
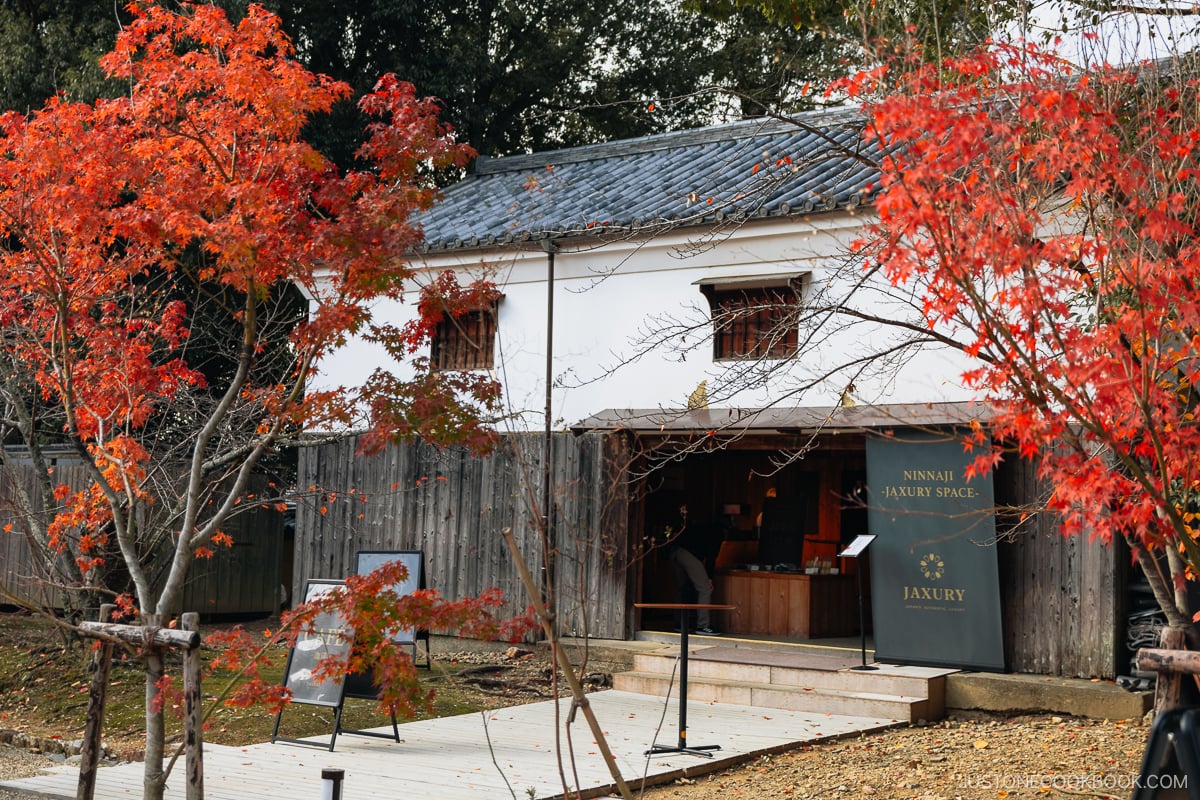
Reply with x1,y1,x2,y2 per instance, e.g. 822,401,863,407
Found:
1153,627,1188,714
77,604,115,800
74,615,205,799
1138,647,1200,677
181,613,203,800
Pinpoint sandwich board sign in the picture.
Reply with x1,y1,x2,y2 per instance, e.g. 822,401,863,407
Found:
352,550,429,667
281,579,351,706
271,579,357,750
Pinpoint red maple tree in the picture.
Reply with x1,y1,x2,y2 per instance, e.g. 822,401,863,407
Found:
206,560,533,722
842,44,1200,646
0,2,508,796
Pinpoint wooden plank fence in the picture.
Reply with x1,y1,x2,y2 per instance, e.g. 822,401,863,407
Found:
293,432,632,641
0,433,1125,679
994,456,1122,679
0,463,285,617
0,463,92,611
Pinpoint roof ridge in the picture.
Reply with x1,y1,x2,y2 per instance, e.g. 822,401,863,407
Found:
472,107,864,176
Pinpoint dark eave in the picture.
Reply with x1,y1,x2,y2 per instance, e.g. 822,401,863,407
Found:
570,402,991,436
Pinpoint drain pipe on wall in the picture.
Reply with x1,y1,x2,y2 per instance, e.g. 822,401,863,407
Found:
541,239,557,625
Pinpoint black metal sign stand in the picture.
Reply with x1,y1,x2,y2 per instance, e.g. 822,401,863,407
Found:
354,550,431,669
271,580,353,751
633,602,735,758
838,534,878,671
273,551,435,750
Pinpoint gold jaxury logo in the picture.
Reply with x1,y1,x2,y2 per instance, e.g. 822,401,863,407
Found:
904,551,966,603
919,552,944,581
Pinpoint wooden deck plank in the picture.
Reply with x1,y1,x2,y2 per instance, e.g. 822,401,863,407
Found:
1,691,898,800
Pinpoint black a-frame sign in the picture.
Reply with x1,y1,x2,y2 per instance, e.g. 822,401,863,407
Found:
271,579,366,751
352,550,431,669
336,550,430,744
271,550,430,751
1132,707,1200,799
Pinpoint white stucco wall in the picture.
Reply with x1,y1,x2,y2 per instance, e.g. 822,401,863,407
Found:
316,211,979,431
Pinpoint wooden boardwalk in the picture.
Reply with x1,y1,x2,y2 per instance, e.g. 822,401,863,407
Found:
1,690,899,799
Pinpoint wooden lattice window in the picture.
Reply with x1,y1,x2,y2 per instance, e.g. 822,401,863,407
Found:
431,305,497,370
700,277,802,361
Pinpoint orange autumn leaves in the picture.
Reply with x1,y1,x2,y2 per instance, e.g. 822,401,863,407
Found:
203,560,535,720
0,3,489,604
843,43,1200,582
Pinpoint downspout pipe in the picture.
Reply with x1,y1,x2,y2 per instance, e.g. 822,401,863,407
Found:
541,239,558,624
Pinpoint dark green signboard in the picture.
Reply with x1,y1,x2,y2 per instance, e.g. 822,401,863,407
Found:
866,431,1005,671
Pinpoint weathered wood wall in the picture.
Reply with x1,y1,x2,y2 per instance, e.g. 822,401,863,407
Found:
292,433,1124,675
0,463,91,611
179,498,284,616
0,463,284,617
995,457,1123,679
293,432,631,640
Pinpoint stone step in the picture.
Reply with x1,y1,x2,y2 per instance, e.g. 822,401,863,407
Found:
612,670,934,722
630,651,936,699
614,645,952,723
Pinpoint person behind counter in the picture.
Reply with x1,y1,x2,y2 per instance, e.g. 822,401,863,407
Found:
664,504,721,636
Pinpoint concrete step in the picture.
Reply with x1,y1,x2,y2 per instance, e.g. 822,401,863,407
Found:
612,670,933,722
614,645,952,723
630,651,935,698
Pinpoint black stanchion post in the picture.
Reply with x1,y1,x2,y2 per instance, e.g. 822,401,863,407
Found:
321,768,344,800
634,602,734,758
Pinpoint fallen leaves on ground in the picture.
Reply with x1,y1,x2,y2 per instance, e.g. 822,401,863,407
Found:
637,712,1151,800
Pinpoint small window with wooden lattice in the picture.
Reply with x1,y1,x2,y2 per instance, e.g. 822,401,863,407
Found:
431,304,497,371
699,276,802,361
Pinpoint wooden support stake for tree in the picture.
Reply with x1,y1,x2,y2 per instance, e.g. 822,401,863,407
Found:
77,613,206,800
1138,647,1200,676
501,527,634,800
78,604,116,800
1152,628,1189,714
181,613,203,800
78,621,199,650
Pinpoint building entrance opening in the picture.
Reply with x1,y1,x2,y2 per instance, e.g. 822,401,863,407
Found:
637,448,869,640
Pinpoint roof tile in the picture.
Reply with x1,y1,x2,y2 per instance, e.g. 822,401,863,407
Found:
418,110,880,251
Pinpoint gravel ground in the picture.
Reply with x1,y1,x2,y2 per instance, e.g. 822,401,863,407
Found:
636,712,1153,800
0,745,57,799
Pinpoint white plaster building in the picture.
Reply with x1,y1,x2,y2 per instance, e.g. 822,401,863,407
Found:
295,111,1121,678
320,111,978,433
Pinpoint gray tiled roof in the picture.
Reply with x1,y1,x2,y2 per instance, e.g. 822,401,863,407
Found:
417,108,880,252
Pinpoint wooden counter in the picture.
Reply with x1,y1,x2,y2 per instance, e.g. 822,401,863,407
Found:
714,570,859,638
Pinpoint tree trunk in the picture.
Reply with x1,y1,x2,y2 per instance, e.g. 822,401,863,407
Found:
143,617,167,800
